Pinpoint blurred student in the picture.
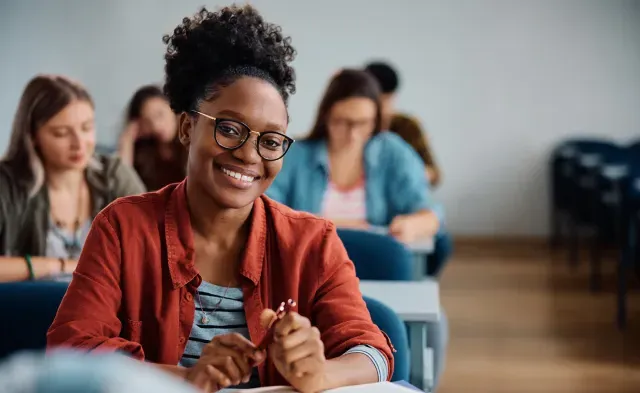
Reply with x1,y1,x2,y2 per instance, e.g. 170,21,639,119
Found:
0,75,145,282
48,6,392,393
118,85,187,190
267,69,440,242
365,61,442,188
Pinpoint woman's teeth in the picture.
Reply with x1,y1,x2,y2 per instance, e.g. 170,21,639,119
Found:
222,167,255,183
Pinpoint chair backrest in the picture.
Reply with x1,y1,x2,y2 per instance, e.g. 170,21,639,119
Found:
337,229,413,281
0,281,69,359
363,295,410,382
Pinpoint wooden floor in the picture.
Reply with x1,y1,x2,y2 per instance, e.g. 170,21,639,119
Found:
437,240,640,393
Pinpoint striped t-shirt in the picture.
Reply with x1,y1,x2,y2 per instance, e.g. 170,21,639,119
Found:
179,281,388,390
321,180,367,221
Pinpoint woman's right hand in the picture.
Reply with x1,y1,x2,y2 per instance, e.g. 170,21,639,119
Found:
185,333,265,392
121,120,140,143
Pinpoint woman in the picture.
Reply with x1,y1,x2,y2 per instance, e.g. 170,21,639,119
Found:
118,85,188,190
47,6,392,393
266,69,449,388
267,69,440,242
0,75,145,282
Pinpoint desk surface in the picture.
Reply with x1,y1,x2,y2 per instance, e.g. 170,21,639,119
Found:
367,226,434,254
359,279,440,322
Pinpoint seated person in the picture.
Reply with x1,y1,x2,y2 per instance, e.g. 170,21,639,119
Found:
266,69,449,388
364,61,442,188
118,85,188,191
266,68,440,242
0,75,145,282
47,6,392,393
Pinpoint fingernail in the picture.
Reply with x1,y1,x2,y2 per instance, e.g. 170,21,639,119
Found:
243,376,250,383
223,378,231,387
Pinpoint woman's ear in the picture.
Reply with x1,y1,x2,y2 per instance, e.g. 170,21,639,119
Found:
177,112,192,147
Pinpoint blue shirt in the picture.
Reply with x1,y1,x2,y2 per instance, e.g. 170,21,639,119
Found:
267,131,443,226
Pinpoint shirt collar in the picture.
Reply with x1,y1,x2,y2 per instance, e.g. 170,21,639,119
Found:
164,179,267,289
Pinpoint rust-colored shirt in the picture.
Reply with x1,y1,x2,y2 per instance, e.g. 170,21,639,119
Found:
47,180,393,386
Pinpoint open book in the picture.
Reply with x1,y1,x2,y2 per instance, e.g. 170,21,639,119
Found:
223,381,417,392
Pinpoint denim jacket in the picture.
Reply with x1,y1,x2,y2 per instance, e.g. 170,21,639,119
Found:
267,131,443,227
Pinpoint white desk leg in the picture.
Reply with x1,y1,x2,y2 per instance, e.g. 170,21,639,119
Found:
407,321,430,391
412,253,426,280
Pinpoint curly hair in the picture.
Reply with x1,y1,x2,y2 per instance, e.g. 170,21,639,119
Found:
162,5,296,114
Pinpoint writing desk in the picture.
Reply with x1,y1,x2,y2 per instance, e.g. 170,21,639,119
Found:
367,227,434,279
359,280,440,391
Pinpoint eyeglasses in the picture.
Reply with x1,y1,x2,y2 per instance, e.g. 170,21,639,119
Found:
191,110,294,161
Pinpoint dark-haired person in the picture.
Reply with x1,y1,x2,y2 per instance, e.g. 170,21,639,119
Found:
0,75,145,282
364,61,442,188
266,68,448,388
118,85,187,191
366,61,452,280
47,5,392,393
267,69,440,242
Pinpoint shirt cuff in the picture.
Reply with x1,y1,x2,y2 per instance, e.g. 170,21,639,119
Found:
343,345,389,382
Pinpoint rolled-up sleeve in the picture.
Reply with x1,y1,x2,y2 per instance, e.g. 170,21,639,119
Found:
47,213,144,359
310,223,394,380
344,345,389,382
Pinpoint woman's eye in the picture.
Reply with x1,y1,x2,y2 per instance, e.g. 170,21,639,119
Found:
217,123,241,136
261,136,283,149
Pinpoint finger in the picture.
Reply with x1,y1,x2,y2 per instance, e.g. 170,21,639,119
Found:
260,308,278,329
279,325,317,351
274,311,310,338
205,364,231,389
290,354,323,378
212,346,254,383
213,333,258,356
280,330,323,366
211,354,245,386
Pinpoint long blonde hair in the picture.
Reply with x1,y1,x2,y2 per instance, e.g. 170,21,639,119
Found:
1,75,94,197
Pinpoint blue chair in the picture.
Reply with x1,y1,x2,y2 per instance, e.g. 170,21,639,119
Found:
337,229,413,280
363,296,410,382
0,281,69,359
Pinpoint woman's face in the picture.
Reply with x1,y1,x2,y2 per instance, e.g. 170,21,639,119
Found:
179,77,288,209
326,97,377,149
34,100,96,171
139,97,178,143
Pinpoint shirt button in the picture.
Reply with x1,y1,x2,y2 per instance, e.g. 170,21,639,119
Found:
179,336,186,344
185,292,193,301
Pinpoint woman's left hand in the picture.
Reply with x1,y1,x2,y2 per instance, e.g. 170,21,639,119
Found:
260,309,327,393
389,214,421,243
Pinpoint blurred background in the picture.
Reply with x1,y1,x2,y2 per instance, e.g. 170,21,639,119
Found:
1,0,640,392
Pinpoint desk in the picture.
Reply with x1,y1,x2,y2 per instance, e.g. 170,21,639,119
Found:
359,280,440,391
368,226,434,279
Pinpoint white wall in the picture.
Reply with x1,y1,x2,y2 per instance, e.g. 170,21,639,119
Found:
1,0,639,236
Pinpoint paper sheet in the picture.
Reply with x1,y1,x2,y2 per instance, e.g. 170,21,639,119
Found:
222,381,416,392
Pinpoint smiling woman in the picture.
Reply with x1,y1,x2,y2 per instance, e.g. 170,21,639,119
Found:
47,5,393,393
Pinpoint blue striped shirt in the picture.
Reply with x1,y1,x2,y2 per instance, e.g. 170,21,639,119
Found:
179,281,388,389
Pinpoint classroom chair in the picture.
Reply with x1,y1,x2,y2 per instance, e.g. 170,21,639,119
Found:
0,281,68,359
550,139,616,250
337,228,413,280
363,296,410,382
557,139,621,267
